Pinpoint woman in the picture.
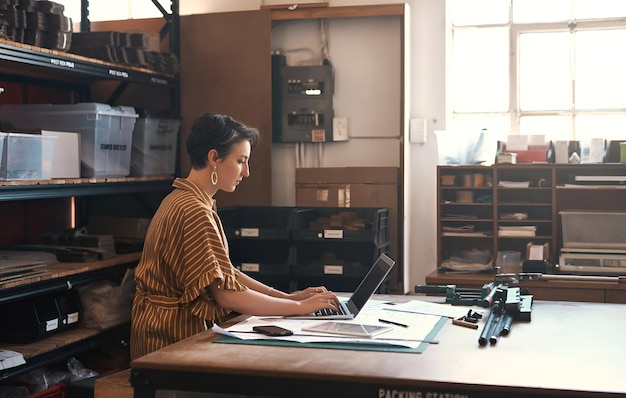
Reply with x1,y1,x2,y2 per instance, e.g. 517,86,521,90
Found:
130,113,339,359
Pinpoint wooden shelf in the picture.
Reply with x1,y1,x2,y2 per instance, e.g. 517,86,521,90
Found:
0,323,130,381
0,176,174,201
0,254,140,380
0,252,141,295
0,39,177,87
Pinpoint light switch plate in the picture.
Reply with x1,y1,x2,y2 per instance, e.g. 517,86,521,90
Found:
410,118,427,143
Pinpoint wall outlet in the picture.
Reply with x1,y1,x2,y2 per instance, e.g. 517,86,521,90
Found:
333,116,349,141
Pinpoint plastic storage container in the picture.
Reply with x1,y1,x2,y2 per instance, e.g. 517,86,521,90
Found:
0,132,56,180
130,108,180,176
560,210,626,250
435,129,497,165
0,103,137,177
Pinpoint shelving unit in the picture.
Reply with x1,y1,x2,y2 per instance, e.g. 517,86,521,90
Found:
494,165,554,257
0,253,140,380
435,163,626,303
0,1,179,382
437,165,495,270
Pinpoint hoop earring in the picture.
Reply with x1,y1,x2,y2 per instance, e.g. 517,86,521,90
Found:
211,167,218,185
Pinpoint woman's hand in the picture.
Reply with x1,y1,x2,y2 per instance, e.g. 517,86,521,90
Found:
296,291,341,315
287,286,330,301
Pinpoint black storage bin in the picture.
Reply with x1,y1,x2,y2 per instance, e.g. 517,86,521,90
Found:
292,207,389,246
0,294,61,343
229,240,294,292
57,288,83,330
218,206,296,240
291,242,389,292
0,289,82,343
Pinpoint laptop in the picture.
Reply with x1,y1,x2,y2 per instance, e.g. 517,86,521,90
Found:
286,253,395,320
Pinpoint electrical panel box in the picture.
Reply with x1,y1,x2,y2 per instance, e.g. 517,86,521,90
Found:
273,63,334,143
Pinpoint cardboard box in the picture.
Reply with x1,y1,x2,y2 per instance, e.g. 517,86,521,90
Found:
295,167,400,288
296,167,398,185
94,369,133,398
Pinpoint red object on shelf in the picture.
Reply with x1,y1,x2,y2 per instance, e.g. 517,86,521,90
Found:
30,384,66,398
507,149,547,163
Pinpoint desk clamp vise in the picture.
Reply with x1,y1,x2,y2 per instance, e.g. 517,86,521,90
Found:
414,283,496,308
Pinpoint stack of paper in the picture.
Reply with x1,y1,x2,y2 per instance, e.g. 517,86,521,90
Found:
498,181,530,188
498,225,536,237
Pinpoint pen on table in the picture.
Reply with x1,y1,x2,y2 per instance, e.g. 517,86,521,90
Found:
379,318,408,328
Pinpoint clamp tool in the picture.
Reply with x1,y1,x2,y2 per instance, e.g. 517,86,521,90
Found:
415,283,495,307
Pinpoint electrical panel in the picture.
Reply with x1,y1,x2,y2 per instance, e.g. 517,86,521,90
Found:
272,61,334,143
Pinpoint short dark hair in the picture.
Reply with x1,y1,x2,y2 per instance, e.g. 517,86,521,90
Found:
186,113,260,169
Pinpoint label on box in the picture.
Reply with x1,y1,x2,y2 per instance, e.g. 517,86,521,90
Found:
67,312,79,324
315,189,329,202
323,265,344,275
240,228,260,238
324,230,344,239
241,263,260,272
46,319,59,332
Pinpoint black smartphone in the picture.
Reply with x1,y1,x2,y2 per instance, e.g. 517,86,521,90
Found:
252,325,293,336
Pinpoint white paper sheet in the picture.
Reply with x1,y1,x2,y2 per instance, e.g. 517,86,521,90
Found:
214,300,443,349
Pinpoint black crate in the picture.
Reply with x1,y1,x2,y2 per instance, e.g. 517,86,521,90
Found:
218,206,297,240
0,289,83,343
57,289,83,330
291,242,388,278
292,207,389,246
229,240,294,292
229,240,292,272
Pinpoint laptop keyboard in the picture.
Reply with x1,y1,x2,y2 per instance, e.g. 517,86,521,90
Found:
314,304,347,317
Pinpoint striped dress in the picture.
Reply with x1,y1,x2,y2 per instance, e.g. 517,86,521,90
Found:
130,178,247,359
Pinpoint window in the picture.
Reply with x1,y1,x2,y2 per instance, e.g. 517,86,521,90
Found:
447,0,626,142
56,0,162,23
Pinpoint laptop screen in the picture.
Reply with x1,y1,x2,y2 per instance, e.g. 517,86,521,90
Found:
347,253,395,314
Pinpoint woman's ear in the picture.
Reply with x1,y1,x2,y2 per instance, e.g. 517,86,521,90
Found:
207,149,219,166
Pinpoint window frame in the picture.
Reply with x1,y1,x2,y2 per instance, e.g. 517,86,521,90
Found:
446,2,626,140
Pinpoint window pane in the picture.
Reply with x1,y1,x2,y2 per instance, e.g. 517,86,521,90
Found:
449,0,509,26
81,0,131,21
575,29,626,109
131,1,163,19
55,0,81,22
452,28,509,112
576,115,626,141
575,0,626,19
519,32,571,111
513,0,571,23
450,114,510,142
520,115,572,141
